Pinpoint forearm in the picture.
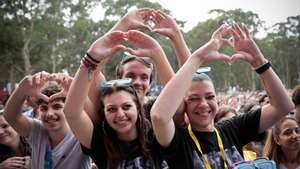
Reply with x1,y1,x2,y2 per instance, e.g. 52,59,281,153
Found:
170,30,191,66
259,67,294,114
151,55,200,123
151,49,175,86
173,102,188,126
4,87,27,122
64,65,95,147
64,66,91,120
4,87,30,136
86,68,106,123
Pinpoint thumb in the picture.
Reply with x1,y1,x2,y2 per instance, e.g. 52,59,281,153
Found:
152,29,169,37
49,91,66,101
36,93,50,103
231,51,251,63
133,22,152,32
111,45,126,53
124,47,140,56
217,53,231,63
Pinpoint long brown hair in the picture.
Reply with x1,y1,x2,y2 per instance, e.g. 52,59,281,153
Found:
0,113,31,162
99,85,150,169
263,116,300,167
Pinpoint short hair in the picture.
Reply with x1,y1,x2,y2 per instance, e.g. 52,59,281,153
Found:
116,55,154,83
192,72,212,82
36,81,65,105
292,84,300,106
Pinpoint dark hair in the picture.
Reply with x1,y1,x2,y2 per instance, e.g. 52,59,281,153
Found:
0,113,31,162
116,55,154,83
36,82,65,105
214,105,237,122
99,84,150,168
292,84,300,107
258,92,268,104
263,116,300,167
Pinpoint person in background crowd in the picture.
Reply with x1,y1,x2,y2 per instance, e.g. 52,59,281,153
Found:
214,105,238,122
214,105,263,160
0,111,31,169
263,116,300,169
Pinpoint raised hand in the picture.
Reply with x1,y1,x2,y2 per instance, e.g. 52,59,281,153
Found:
192,24,231,64
18,71,51,103
112,8,155,32
229,23,266,67
49,73,73,101
124,30,162,58
87,31,127,61
151,10,181,40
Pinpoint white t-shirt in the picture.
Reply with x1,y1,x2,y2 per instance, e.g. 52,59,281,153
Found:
28,119,91,169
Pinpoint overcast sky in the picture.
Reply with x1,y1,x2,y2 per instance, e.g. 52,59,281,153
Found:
150,0,300,31
91,0,300,32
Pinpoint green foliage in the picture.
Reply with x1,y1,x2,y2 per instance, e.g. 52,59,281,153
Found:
0,1,299,91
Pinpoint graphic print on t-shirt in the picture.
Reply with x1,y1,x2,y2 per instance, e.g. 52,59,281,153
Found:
193,146,244,169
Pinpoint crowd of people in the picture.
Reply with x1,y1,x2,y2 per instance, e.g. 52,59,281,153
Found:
1,8,300,169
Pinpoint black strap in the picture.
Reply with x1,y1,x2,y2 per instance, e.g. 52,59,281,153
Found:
255,61,271,74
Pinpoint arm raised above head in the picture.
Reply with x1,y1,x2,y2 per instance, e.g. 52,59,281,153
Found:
64,31,127,148
151,10,191,66
125,30,175,86
228,23,294,132
4,71,51,137
151,24,232,146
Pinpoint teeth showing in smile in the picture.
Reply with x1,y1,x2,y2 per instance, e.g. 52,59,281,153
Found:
193,110,211,115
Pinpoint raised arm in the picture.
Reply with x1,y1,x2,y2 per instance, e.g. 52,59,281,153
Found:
64,31,126,148
87,8,154,122
4,71,51,136
151,10,191,66
125,30,174,85
229,24,294,132
151,25,231,146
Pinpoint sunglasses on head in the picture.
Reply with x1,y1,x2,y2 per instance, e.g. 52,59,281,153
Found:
99,78,133,90
230,157,276,169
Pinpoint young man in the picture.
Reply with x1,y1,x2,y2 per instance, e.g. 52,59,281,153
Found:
87,8,190,124
4,72,91,169
151,24,294,168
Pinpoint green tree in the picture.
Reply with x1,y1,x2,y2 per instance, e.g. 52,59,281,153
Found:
185,8,265,91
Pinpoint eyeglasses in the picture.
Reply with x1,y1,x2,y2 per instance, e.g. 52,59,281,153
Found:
230,157,276,169
99,78,133,89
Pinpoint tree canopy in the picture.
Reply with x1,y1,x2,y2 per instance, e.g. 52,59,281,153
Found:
1,0,299,91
